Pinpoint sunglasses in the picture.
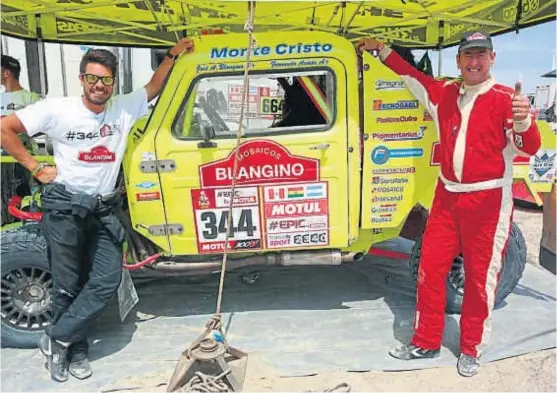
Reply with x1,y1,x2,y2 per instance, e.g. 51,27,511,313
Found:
81,73,115,86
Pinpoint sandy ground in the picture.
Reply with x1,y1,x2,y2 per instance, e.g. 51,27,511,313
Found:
102,205,555,393
241,206,557,392
243,349,556,392
244,208,557,392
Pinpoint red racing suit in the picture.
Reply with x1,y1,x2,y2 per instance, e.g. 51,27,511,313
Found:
379,48,541,357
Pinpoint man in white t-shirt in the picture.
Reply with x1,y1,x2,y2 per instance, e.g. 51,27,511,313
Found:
1,55,43,224
0,38,194,383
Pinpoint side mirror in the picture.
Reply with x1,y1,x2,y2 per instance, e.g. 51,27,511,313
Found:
198,122,217,148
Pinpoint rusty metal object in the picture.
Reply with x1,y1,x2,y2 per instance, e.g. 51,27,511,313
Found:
167,316,247,392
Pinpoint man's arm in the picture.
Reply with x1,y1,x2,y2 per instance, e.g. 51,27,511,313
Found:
145,38,194,102
509,81,541,156
1,102,58,183
357,38,446,116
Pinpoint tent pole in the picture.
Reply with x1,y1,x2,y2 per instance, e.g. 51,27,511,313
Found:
437,20,444,77
59,44,68,97
438,47,442,77
37,38,47,96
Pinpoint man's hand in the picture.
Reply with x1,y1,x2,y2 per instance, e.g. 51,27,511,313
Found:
34,165,57,184
512,81,530,122
145,38,195,102
356,37,384,52
170,38,194,57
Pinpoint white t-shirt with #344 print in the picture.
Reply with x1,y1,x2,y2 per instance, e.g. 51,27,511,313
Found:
16,88,149,196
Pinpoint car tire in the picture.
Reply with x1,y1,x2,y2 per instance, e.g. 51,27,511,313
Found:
409,221,527,314
1,224,53,348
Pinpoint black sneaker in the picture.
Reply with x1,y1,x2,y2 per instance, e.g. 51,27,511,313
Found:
69,358,93,380
37,334,69,382
388,343,440,360
457,353,480,377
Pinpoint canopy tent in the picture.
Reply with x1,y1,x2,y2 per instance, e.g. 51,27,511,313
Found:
1,0,556,49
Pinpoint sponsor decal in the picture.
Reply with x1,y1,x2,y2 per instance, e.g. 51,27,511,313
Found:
376,115,418,123
373,100,419,111
371,145,423,165
424,111,433,121
191,187,263,254
372,195,403,203
136,181,157,189
372,167,416,175
210,43,333,59
372,126,427,142
372,186,404,193
375,80,406,91
467,32,487,41
371,204,397,214
99,124,120,137
142,151,156,161
528,150,556,183
78,146,115,163
430,142,441,166
513,134,524,148
199,140,319,188
266,216,328,234
371,214,393,223
265,200,327,217
136,192,160,201
266,231,328,248
263,181,329,249
372,176,409,184
265,183,326,201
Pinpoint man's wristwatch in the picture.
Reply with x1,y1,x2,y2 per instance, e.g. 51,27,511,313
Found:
166,49,179,61
31,163,49,177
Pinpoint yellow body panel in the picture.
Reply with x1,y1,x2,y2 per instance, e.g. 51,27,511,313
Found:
125,32,362,255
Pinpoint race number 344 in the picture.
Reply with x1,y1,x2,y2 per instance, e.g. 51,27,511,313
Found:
199,209,257,240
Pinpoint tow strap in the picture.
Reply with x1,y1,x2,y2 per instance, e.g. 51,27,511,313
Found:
166,2,256,392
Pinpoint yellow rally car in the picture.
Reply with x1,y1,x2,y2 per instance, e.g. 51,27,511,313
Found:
1,31,555,348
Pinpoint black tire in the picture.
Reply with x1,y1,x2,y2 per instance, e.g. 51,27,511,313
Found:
409,222,527,314
1,224,53,348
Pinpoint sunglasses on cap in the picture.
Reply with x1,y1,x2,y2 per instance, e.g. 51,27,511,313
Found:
81,73,115,86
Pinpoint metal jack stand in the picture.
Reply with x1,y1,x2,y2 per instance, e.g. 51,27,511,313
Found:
167,316,247,392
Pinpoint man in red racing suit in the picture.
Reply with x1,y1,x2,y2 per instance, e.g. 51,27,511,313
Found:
358,32,541,377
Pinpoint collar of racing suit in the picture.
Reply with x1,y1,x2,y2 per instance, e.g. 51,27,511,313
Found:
459,76,495,96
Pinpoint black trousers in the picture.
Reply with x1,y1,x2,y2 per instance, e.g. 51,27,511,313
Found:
40,190,124,360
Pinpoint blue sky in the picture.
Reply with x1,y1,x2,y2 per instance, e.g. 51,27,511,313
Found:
415,21,556,95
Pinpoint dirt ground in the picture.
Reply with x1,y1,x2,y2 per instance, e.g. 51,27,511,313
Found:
104,205,555,393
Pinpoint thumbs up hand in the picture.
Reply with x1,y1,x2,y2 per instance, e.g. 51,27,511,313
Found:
512,81,530,122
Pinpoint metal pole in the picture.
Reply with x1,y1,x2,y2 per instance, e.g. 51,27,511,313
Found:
438,48,442,77
111,47,120,94
59,44,68,96
1,36,8,55
437,20,444,77
122,47,133,94
37,38,47,97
